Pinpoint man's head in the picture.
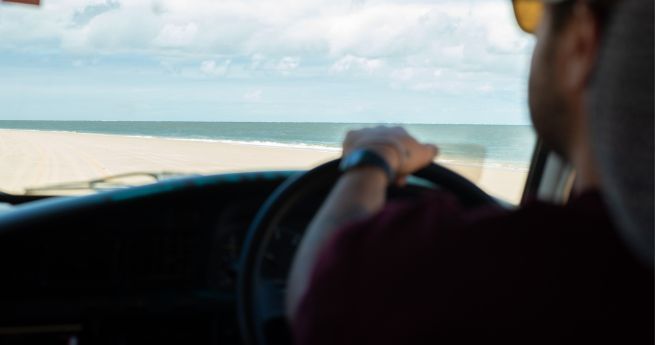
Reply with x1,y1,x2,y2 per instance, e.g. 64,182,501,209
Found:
525,0,615,159
523,0,654,265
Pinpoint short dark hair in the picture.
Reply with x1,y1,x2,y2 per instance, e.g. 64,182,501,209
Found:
551,0,619,33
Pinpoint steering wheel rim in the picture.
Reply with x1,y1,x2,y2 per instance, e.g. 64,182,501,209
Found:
237,159,498,345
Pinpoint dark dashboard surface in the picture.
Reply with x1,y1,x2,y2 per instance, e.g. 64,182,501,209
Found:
0,172,305,344
0,171,432,344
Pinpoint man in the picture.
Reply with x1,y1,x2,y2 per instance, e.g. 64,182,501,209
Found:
287,0,653,343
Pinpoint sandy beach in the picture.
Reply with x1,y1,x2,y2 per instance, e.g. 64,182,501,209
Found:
0,129,528,203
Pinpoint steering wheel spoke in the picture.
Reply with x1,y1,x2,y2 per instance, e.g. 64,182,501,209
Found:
254,279,286,323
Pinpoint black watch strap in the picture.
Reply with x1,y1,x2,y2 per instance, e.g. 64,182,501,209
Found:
339,148,395,182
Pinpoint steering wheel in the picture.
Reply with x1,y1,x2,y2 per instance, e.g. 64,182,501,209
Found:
237,159,499,345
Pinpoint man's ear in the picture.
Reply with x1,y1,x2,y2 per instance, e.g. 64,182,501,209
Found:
561,2,602,92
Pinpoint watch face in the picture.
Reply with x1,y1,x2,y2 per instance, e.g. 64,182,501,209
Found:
339,149,392,181
340,149,365,171
350,150,365,164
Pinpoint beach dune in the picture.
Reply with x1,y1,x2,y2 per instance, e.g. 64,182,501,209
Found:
0,129,527,203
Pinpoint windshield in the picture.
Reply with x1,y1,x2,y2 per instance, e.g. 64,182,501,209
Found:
0,0,536,203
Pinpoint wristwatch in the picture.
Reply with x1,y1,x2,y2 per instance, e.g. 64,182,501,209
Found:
339,148,395,182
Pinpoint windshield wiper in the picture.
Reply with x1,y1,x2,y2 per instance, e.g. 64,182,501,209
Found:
24,171,192,195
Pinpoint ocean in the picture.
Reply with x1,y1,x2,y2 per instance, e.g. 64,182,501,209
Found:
0,121,536,169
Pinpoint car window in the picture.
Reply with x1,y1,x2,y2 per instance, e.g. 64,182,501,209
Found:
0,0,536,203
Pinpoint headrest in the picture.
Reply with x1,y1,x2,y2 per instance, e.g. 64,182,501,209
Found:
589,0,654,266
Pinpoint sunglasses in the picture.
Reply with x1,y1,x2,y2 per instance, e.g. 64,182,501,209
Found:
512,0,569,34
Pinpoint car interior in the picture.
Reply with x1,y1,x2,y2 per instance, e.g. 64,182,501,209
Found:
0,0,652,344
0,157,552,345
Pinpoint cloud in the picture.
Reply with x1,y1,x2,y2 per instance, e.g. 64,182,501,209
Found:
243,89,263,102
72,0,120,26
249,54,266,70
154,22,198,47
391,67,416,82
275,56,300,73
150,1,167,15
331,55,384,74
1,1,531,59
200,59,230,76
0,0,535,124
478,83,494,93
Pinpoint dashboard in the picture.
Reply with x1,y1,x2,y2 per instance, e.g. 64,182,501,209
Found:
0,172,305,344
0,171,432,344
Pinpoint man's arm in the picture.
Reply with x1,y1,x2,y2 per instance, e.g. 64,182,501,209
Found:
286,126,438,320
285,167,388,319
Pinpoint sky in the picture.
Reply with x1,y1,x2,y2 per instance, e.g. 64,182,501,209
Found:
0,0,536,124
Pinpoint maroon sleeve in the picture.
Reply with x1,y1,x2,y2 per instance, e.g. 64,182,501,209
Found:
291,192,483,344
291,190,653,344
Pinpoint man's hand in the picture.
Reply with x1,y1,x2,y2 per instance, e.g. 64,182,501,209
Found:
287,126,438,320
344,126,439,185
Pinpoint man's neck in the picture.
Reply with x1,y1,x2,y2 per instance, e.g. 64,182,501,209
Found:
564,101,602,193
569,136,602,193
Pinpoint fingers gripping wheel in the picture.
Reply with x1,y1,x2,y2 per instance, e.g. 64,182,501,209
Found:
237,159,498,345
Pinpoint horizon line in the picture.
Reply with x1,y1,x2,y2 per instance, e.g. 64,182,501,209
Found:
0,119,532,126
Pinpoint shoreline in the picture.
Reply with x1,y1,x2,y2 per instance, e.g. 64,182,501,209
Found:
0,128,530,171
3,128,343,153
0,129,528,203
